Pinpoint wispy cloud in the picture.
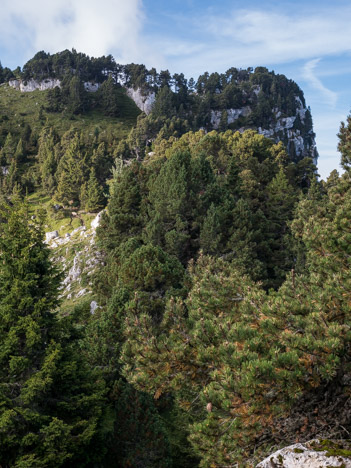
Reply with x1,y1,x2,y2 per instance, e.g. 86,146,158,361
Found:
150,6,351,77
303,59,338,107
0,0,151,65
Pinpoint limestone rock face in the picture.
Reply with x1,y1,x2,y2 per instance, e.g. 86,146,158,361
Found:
210,94,317,163
45,230,59,242
126,87,156,114
91,210,104,230
210,106,251,129
90,301,99,314
9,78,61,92
256,440,351,468
84,82,100,92
9,79,100,93
63,251,83,285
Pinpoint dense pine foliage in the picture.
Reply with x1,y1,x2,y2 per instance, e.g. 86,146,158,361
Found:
0,49,349,467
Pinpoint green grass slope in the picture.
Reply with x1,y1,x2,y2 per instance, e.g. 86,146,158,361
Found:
0,83,140,144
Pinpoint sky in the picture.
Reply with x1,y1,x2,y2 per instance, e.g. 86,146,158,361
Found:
0,0,350,180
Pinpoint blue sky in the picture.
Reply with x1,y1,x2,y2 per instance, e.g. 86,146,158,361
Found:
1,0,350,179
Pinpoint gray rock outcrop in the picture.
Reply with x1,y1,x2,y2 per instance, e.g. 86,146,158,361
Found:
90,301,99,314
209,94,317,163
91,210,104,230
210,106,251,129
9,78,61,92
126,87,156,114
256,440,351,468
45,230,59,242
9,79,100,93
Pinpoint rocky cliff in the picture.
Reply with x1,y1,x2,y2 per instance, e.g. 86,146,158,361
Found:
209,97,317,163
9,78,100,93
7,56,318,163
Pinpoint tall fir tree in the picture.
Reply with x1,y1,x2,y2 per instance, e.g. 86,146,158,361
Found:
1,134,15,165
55,133,87,206
99,76,119,117
81,167,105,212
0,198,105,467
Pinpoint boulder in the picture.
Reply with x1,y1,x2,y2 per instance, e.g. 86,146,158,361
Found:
71,226,85,236
91,210,104,230
76,288,87,298
84,82,100,92
90,301,99,314
256,440,351,468
45,231,59,242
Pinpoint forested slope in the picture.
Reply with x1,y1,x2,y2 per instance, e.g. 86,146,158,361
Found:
0,49,349,468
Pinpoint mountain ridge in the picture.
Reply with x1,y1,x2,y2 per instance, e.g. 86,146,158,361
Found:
1,49,318,164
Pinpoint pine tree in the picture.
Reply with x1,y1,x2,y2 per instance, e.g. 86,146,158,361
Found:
61,75,87,115
46,87,63,113
337,113,351,171
0,134,15,165
14,138,25,164
97,161,144,251
121,254,268,466
3,158,20,195
38,127,58,195
152,86,175,119
0,198,104,467
68,76,87,114
82,167,105,212
91,142,111,184
199,203,224,255
99,75,119,117
263,168,298,287
55,133,87,206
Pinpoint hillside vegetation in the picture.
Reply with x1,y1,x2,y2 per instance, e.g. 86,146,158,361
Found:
0,49,349,468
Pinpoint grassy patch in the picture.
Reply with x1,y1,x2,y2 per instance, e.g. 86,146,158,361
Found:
0,83,139,144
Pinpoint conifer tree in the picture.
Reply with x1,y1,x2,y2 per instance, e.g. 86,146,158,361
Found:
3,158,20,195
91,142,111,184
337,113,351,170
97,161,144,251
38,127,58,195
264,168,298,286
0,198,104,467
0,133,15,165
121,254,268,466
152,86,175,119
82,167,105,212
46,87,63,113
199,203,224,255
68,76,87,114
99,75,119,117
55,133,87,206
14,138,25,164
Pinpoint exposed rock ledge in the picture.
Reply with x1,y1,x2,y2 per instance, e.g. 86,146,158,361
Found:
9,78,61,92
46,211,104,303
210,106,251,129
126,87,156,115
8,79,100,93
257,439,351,467
8,78,154,114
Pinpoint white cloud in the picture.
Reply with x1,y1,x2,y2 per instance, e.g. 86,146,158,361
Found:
303,59,338,107
0,0,150,64
201,8,351,64
152,6,351,77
